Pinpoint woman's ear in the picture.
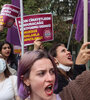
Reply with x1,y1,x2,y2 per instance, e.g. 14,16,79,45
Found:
54,57,59,65
24,79,30,86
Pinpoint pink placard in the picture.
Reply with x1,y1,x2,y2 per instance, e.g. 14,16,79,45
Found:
0,4,20,27
15,13,54,46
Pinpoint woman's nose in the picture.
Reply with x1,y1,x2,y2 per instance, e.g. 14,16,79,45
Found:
67,50,71,54
6,47,10,51
46,73,54,82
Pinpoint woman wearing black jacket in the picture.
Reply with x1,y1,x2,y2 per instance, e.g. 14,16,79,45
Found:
49,42,90,93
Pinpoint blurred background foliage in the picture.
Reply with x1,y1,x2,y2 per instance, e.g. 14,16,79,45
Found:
0,0,84,52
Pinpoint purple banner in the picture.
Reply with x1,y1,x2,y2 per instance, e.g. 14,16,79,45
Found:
11,0,20,7
73,0,90,41
6,0,21,46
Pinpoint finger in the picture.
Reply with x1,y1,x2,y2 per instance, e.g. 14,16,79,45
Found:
35,38,41,42
80,42,90,50
84,49,90,54
84,54,90,60
81,53,90,60
40,44,44,49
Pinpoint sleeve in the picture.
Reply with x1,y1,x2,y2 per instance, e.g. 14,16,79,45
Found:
60,71,90,100
11,75,18,96
54,72,68,94
72,64,86,79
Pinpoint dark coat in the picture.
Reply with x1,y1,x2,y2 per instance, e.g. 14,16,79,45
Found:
54,64,86,94
60,70,90,100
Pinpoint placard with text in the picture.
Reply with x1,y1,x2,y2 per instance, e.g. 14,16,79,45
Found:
15,13,53,46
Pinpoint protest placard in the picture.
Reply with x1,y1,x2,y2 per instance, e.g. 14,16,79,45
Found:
14,45,27,54
15,13,53,46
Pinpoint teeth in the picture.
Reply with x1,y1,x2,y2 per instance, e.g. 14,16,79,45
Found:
45,84,53,96
48,85,52,88
68,57,71,59
47,85,52,90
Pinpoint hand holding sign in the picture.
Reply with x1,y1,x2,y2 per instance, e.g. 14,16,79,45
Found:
34,39,44,51
16,13,53,46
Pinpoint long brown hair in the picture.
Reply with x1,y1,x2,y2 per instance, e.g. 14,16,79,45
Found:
4,66,12,78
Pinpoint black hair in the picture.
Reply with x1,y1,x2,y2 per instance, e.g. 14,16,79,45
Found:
48,43,64,57
0,41,18,70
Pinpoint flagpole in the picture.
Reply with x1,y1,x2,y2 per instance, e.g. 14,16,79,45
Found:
84,0,88,43
20,0,24,56
84,0,89,69
67,24,73,50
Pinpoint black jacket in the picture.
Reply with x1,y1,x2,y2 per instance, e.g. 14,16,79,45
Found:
54,64,86,94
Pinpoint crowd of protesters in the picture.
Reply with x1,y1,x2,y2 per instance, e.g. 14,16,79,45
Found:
0,38,90,100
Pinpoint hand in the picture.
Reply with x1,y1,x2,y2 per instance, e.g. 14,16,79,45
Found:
75,42,90,65
34,39,43,51
15,96,21,100
0,25,4,32
0,54,4,58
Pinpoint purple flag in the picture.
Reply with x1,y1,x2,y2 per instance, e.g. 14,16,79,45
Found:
11,0,20,7
73,0,90,41
6,0,21,45
7,25,21,45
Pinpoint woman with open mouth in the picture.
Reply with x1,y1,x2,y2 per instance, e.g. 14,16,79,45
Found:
17,50,61,100
17,50,90,100
0,41,18,74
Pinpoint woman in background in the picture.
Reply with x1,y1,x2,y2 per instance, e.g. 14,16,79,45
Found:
48,42,90,93
0,58,20,100
0,41,18,74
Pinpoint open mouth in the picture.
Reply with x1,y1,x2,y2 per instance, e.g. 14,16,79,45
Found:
68,56,72,61
45,84,53,96
6,52,10,56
